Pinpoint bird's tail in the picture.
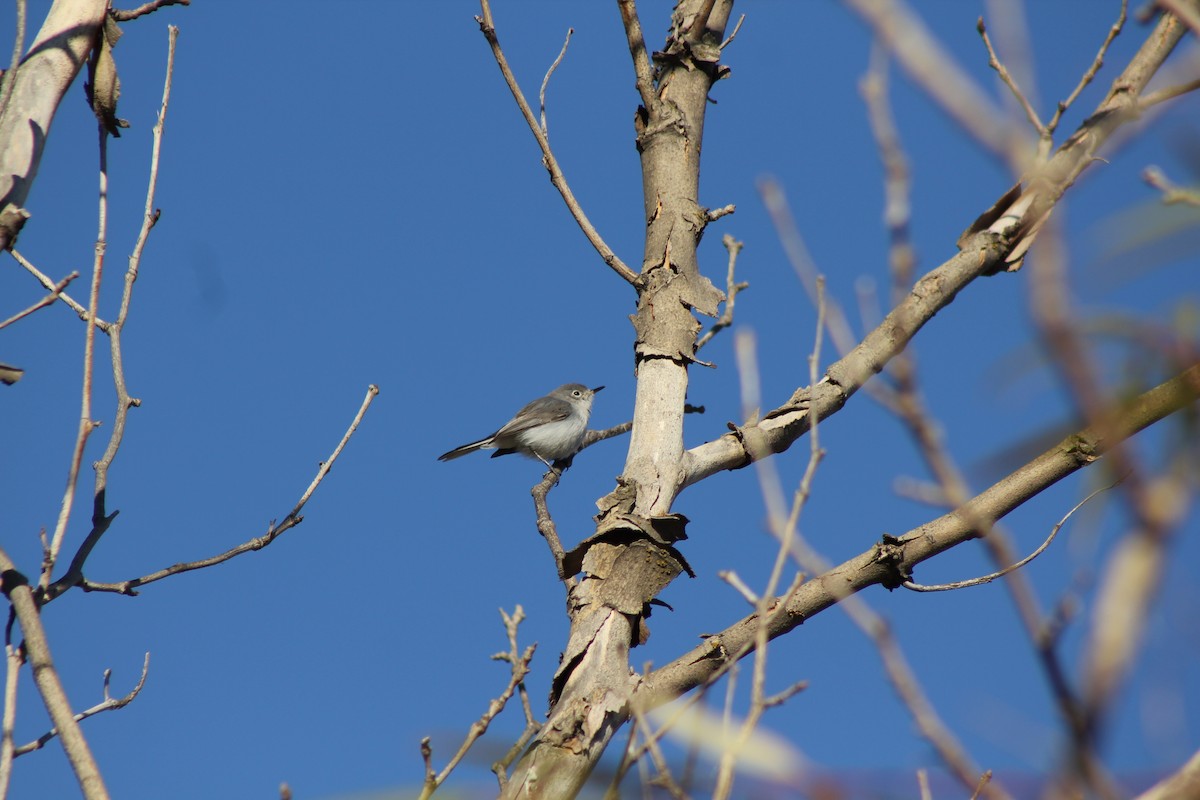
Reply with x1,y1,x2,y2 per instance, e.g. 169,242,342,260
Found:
437,437,493,461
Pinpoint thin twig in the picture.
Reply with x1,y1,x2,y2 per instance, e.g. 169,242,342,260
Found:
712,288,826,800
41,95,113,591
977,17,1045,135
917,769,932,800
420,607,537,799
76,385,380,595
531,468,571,582
841,0,1015,159
1143,165,1200,206
538,28,572,137
12,653,150,757
971,771,994,800
716,570,758,605
580,421,633,449
758,178,858,358
476,1,638,286
696,234,747,350
903,478,1122,591
0,272,78,331
10,249,109,329
1046,1,1127,134
616,0,658,111
1139,77,1200,109
719,14,745,50
860,44,915,298
803,542,1008,799
859,44,1071,794
626,696,688,799
48,26,179,603
109,0,189,22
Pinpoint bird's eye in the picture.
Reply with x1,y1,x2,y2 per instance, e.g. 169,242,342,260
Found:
573,390,582,397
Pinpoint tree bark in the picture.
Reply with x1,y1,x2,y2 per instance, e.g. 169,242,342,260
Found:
0,0,108,250
499,3,1195,797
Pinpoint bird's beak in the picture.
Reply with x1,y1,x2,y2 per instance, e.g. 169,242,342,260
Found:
592,385,605,393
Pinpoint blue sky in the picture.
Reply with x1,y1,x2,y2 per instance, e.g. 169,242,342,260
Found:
2,2,1198,798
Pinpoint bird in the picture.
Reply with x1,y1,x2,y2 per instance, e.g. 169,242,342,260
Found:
438,383,604,467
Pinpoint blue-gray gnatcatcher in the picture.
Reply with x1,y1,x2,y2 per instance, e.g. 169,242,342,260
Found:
438,383,604,466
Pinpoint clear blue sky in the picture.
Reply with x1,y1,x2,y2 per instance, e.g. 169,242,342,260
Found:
2,2,1198,798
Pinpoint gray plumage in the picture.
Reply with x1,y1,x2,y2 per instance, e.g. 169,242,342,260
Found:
438,383,604,466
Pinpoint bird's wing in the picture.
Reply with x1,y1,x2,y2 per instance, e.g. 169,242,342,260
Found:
492,397,571,438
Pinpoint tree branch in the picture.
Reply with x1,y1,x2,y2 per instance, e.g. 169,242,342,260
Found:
475,1,639,286
72,385,379,596
12,653,150,757
109,0,189,23
683,9,1190,487
0,553,109,799
0,272,77,331
642,364,1200,705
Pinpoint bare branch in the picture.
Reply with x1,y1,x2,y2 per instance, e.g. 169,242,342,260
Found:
1143,165,1200,206
0,552,109,798
41,94,113,591
45,26,179,603
713,293,827,800
758,178,858,358
696,234,747,350
903,478,1121,591
977,16,1045,135
10,249,109,328
841,0,1018,159
475,2,639,286
686,10,1190,486
643,364,1200,707
1046,1,1127,134
716,570,759,605
859,44,915,296
917,769,932,800
1140,77,1200,109
491,609,541,789
13,653,150,757
538,28,572,138
109,0,189,23
719,14,745,50
531,469,572,582
580,421,633,449
419,607,537,799
616,0,658,111
0,272,78,331
75,385,380,596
